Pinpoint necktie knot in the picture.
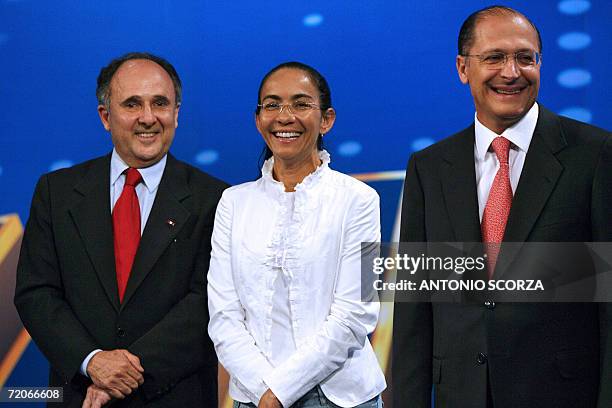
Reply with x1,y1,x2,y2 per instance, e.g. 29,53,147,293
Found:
125,168,143,187
490,137,511,166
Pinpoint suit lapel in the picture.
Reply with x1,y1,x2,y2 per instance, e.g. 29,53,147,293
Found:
504,107,566,242
496,106,566,276
440,126,482,243
69,155,120,311
121,155,191,308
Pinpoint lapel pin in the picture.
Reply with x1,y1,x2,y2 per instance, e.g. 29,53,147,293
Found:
166,219,176,227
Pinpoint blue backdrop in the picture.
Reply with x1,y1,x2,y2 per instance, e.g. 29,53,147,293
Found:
1,0,609,403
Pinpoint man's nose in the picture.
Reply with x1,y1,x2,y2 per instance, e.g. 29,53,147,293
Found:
138,104,156,125
500,56,521,79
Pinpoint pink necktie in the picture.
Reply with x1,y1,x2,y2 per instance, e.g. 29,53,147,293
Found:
113,168,143,302
481,137,512,277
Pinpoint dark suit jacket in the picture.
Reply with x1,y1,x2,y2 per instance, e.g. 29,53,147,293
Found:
392,106,612,408
15,153,228,407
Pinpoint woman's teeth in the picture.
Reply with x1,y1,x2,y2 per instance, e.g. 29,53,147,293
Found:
274,132,301,138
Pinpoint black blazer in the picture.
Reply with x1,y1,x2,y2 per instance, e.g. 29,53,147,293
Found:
15,153,228,407
392,106,612,408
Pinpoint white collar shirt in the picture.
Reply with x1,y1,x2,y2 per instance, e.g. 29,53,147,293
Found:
110,149,166,234
207,150,386,407
474,102,538,221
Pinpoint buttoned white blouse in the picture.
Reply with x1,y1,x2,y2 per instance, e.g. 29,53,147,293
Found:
207,150,386,407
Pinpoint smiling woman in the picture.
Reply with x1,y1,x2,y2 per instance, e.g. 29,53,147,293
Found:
207,62,386,408
255,65,335,191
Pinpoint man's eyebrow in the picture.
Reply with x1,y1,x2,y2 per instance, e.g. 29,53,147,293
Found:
153,95,171,102
480,47,535,53
120,95,172,104
120,95,142,104
475,48,505,53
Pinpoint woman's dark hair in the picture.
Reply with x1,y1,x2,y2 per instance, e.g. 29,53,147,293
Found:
256,62,332,163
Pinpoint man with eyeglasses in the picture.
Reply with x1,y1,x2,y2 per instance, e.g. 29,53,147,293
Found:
393,6,611,408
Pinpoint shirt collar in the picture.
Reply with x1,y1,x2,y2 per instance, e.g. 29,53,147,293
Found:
474,102,539,160
110,149,167,193
261,149,331,191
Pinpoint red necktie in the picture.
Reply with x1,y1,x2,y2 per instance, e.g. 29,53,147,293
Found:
113,168,143,302
481,137,512,277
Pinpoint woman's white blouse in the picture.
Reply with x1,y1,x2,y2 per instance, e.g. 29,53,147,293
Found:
207,151,386,407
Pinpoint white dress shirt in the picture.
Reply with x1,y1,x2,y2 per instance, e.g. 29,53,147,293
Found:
110,149,167,234
475,103,539,220
207,150,386,407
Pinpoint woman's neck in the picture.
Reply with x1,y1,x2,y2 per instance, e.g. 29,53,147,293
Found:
272,152,321,192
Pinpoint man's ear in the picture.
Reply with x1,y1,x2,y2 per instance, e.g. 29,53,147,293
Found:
97,105,111,131
174,104,180,129
456,55,469,85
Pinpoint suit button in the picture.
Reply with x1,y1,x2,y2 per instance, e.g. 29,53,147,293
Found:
484,300,496,309
117,327,126,337
477,352,488,365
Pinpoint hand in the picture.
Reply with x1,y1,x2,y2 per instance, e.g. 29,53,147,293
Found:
258,389,282,408
86,349,144,399
82,384,113,408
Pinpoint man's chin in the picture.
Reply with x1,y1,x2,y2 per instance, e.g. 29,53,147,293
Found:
495,107,530,124
131,152,164,168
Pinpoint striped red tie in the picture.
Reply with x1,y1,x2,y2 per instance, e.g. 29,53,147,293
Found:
113,168,142,302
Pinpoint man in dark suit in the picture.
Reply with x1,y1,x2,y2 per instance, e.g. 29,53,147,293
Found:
392,6,612,408
15,52,227,407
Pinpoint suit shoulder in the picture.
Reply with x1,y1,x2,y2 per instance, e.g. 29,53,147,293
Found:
35,155,109,197
170,157,230,192
43,155,107,181
409,125,472,163
557,114,611,146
